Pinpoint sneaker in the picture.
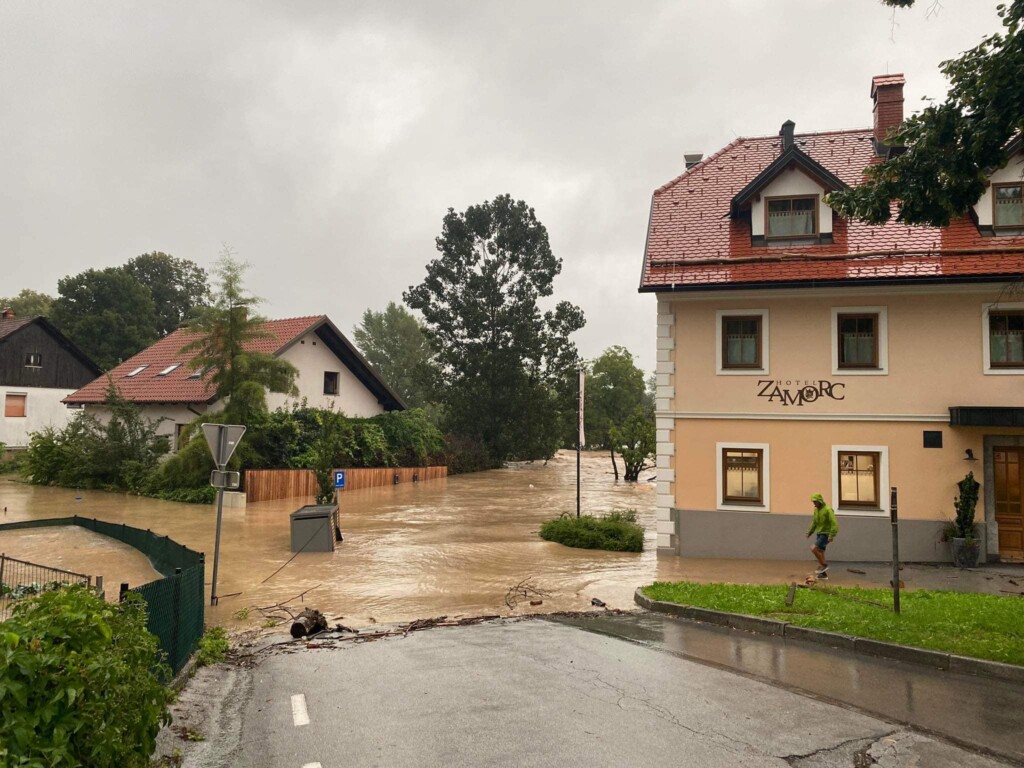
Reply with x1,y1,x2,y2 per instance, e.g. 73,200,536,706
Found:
816,570,829,580
818,564,830,575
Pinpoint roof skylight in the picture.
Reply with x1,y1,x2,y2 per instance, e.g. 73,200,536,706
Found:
126,365,149,378
157,363,181,377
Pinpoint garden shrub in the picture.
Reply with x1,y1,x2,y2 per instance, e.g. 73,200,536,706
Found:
540,509,644,552
195,626,230,667
0,585,171,768
444,432,498,475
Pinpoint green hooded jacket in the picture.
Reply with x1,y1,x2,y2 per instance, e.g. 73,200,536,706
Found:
808,493,838,537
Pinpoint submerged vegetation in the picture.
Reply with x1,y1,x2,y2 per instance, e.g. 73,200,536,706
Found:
540,509,644,553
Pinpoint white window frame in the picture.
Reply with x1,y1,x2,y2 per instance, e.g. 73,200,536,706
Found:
716,441,770,512
982,302,1024,375
831,306,888,376
831,444,889,516
715,309,769,376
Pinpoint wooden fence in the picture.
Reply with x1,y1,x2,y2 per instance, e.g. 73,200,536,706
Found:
244,466,447,503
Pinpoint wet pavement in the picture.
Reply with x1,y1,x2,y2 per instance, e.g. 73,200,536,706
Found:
1,450,1021,629
158,619,1016,768
553,611,1024,764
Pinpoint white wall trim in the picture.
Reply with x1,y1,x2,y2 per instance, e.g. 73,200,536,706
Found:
664,411,947,422
830,444,889,517
716,441,770,513
830,305,889,376
981,301,1024,375
652,283,1007,302
715,308,769,376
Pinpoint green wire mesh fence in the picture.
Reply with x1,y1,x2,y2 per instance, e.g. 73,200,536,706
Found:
0,516,205,675
0,553,93,620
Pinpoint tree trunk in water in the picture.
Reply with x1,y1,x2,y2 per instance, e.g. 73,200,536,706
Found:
623,460,643,483
610,448,619,481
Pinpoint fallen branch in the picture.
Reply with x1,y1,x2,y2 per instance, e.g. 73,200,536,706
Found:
505,578,551,610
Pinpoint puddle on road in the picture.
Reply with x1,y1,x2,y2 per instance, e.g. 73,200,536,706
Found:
0,451,825,628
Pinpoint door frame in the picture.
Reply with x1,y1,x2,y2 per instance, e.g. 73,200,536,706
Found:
983,435,1024,562
991,444,1024,561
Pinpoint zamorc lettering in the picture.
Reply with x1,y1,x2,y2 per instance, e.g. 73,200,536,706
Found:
757,380,845,407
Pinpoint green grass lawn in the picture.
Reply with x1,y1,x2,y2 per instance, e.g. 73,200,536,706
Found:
642,581,1024,666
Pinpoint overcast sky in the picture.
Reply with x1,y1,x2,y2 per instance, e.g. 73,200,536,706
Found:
0,0,1003,372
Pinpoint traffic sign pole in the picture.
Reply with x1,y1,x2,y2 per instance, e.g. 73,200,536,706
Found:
210,427,227,606
202,423,246,608
890,486,900,615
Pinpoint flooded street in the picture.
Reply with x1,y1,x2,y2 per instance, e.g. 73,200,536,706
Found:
0,450,898,627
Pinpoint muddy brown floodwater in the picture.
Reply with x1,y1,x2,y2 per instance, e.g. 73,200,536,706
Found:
0,450,833,628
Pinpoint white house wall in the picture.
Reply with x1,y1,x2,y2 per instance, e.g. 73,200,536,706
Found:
270,331,384,417
974,151,1024,227
84,402,208,447
1,386,83,449
750,168,833,237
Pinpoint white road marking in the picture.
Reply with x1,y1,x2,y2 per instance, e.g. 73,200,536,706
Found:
291,693,310,727
301,763,322,768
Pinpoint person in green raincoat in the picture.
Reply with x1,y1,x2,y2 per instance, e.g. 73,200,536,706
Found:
806,493,838,578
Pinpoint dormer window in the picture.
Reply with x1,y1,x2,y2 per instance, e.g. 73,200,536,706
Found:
765,196,818,239
994,183,1024,229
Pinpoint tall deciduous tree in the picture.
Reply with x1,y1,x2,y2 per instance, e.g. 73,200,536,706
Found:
353,302,437,408
828,0,1024,226
50,268,159,370
405,195,585,463
124,252,210,337
609,408,656,483
0,288,54,319
584,346,647,479
179,254,297,423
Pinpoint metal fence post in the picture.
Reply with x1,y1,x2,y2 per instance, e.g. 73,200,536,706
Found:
96,575,104,601
171,568,182,672
119,582,129,603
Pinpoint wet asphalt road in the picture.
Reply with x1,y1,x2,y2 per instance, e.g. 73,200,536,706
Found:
166,617,1018,768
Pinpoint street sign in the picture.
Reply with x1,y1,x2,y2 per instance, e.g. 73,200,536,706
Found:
334,470,346,489
202,423,246,468
210,470,241,489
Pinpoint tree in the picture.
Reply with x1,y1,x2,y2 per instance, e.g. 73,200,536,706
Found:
352,302,438,408
609,408,655,483
585,346,647,479
0,288,54,318
828,0,1024,226
405,195,585,463
124,252,210,337
179,253,297,423
50,268,158,370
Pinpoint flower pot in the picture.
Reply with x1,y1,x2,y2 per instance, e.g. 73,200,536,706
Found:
950,537,980,568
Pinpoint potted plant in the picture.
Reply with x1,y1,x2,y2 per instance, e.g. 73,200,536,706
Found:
950,471,981,568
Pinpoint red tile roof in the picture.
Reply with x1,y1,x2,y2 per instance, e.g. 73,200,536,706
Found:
65,316,324,404
640,128,1024,290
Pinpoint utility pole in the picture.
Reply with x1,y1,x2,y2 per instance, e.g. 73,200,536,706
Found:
577,367,584,519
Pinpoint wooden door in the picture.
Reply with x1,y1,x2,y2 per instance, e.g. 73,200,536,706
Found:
993,447,1024,561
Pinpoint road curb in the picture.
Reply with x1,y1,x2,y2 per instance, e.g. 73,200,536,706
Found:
633,588,1022,684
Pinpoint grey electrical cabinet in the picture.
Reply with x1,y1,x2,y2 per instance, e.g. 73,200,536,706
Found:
289,504,341,553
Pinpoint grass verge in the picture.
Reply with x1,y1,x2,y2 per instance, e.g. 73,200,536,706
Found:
540,510,644,552
642,581,1024,666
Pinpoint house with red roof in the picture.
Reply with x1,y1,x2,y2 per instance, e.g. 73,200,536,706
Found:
642,74,1024,564
64,315,404,450
1,308,101,450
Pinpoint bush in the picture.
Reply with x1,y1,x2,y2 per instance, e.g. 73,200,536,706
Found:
195,626,230,667
444,432,498,475
146,486,217,504
539,509,644,552
0,585,171,767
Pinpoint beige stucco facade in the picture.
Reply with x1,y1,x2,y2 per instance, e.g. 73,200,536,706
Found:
656,284,1024,562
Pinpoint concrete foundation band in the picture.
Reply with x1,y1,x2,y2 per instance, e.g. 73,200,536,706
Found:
669,508,971,562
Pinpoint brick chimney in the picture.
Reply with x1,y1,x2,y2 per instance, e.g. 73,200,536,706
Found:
1,308,15,320
871,73,905,156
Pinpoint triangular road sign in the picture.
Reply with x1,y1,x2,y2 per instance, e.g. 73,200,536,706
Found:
202,423,247,468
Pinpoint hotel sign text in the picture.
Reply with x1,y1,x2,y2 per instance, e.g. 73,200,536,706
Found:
757,379,845,407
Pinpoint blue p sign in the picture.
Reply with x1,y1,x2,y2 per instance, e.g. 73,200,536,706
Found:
334,470,346,489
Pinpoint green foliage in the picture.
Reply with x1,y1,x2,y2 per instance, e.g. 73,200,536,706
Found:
0,585,172,767
828,0,1024,226
179,253,297,423
642,581,1024,666
147,487,217,505
123,252,210,338
540,510,644,552
353,302,438,408
195,627,230,667
584,347,647,450
609,408,655,483
0,288,53,319
954,471,981,539
50,267,159,370
22,387,168,491
405,194,585,464
372,409,445,467
443,432,497,475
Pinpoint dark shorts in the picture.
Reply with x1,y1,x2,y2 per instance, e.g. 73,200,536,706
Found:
815,533,830,550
